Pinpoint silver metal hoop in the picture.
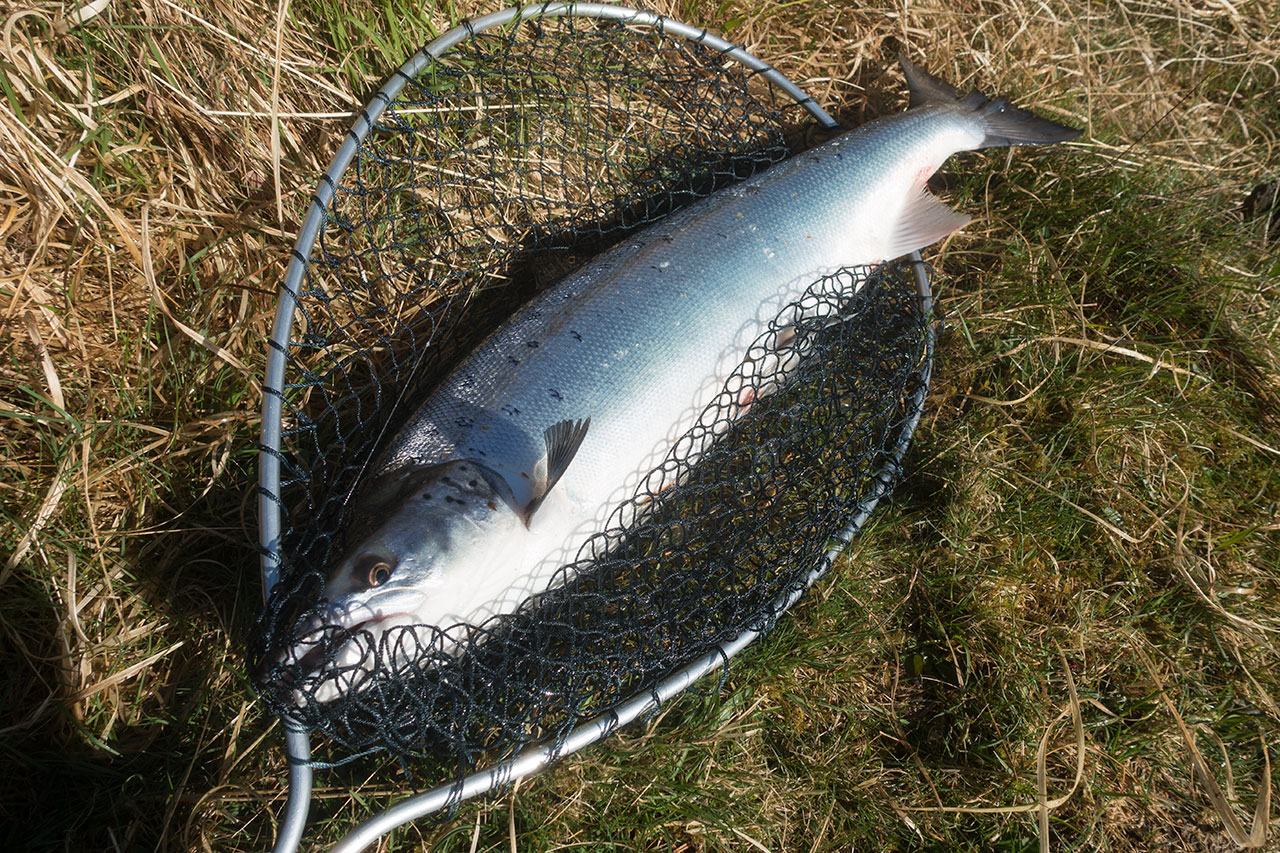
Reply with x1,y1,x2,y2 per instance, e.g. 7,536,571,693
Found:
258,5,933,851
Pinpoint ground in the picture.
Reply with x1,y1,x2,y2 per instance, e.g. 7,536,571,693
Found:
0,1,1277,851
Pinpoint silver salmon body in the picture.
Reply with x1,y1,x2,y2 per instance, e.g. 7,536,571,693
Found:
283,59,1079,701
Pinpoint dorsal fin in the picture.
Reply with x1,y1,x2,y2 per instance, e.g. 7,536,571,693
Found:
522,417,590,523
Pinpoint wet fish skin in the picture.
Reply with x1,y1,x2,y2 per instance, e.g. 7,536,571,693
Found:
280,58,1080,702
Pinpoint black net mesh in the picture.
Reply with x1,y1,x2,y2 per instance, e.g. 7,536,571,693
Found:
251,11,933,781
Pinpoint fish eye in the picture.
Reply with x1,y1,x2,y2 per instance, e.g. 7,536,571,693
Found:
352,554,394,588
368,561,393,587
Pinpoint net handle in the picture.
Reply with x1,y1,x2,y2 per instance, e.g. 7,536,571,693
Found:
255,5,911,853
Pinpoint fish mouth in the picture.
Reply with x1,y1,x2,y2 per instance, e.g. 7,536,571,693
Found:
290,613,383,671
277,610,423,703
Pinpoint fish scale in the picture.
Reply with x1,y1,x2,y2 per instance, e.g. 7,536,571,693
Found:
280,58,1080,702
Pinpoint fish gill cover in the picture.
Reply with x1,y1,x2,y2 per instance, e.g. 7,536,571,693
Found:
249,9,932,788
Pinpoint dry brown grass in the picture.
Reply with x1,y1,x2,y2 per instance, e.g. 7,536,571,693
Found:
1,0,1277,850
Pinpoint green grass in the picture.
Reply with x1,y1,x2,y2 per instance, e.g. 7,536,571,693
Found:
1,0,1278,851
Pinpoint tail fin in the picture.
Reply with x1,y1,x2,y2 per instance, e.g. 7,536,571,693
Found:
900,55,1081,149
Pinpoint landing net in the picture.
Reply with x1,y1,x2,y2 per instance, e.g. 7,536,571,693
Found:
252,3,934,798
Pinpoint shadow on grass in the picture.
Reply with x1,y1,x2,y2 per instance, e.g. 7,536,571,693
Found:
0,431,274,851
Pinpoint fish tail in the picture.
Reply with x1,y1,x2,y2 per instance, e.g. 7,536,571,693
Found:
899,55,1082,149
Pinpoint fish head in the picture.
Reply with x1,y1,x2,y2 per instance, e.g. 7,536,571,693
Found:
277,459,524,702
327,458,522,611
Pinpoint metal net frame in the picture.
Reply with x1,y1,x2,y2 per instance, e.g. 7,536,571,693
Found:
253,4,934,847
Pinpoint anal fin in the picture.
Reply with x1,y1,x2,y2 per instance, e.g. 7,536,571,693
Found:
884,189,971,260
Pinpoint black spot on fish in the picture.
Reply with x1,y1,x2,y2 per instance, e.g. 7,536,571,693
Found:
454,416,474,429
468,480,478,488
445,496,461,504
501,404,521,416
526,340,539,349
508,355,521,365
423,493,432,500
570,330,582,342
548,388,562,401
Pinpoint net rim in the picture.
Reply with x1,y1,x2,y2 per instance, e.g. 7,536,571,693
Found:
256,4,934,851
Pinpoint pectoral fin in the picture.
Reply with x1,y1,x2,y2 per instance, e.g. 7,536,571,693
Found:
523,417,590,523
